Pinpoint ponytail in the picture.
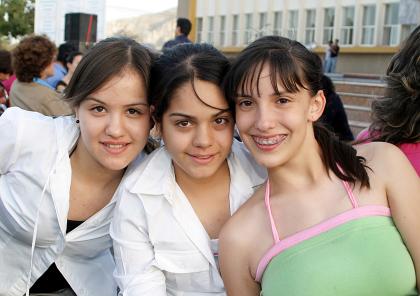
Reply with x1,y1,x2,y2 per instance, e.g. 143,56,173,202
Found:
314,123,370,189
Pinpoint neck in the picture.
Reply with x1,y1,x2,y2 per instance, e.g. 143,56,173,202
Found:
174,161,230,197
268,132,328,194
70,140,124,187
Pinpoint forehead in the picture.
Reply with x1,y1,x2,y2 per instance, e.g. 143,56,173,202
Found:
168,80,228,112
238,59,306,98
84,69,147,104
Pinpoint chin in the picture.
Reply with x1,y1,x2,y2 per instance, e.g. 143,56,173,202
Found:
100,159,130,171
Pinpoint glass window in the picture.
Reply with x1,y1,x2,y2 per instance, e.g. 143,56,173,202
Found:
383,3,399,46
287,10,298,40
244,13,253,45
207,16,214,44
361,5,376,45
273,11,282,36
305,9,316,45
220,15,226,46
232,14,239,46
258,12,268,37
340,6,354,45
323,8,335,44
196,17,203,43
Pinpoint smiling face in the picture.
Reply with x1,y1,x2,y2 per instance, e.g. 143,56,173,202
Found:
74,68,150,172
159,79,234,181
235,63,325,169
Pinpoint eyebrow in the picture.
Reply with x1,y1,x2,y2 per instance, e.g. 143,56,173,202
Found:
169,109,231,120
235,91,291,97
85,97,148,107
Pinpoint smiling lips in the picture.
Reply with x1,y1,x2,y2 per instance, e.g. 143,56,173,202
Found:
188,153,216,165
252,134,287,151
101,142,129,155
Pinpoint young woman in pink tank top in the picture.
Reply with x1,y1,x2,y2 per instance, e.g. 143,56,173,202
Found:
219,36,420,295
356,25,420,176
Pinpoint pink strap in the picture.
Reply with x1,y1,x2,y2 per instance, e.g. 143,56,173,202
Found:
342,180,359,208
336,164,359,208
265,180,280,243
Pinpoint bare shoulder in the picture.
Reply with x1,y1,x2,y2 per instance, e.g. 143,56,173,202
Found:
220,187,266,249
355,141,407,169
354,141,418,186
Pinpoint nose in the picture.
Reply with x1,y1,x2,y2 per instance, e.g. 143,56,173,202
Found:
192,124,213,148
105,113,124,138
254,105,276,132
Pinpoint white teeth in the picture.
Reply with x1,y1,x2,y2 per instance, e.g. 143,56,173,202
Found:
106,144,124,149
253,135,284,145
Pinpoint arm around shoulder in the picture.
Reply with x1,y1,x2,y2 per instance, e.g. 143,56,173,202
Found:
110,186,167,296
219,213,261,296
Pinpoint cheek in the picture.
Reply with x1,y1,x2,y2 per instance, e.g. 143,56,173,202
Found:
235,112,253,132
130,119,151,141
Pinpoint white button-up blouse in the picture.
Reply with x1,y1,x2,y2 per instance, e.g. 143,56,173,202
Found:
0,108,145,296
111,140,266,296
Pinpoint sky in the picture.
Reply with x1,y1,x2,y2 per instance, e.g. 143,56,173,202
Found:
106,0,178,21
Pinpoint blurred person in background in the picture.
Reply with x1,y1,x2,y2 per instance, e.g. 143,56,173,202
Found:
357,25,420,176
0,49,15,93
162,17,192,50
56,51,83,93
10,35,72,116
0,49,13,113
46,42,77,89
320,74,354,141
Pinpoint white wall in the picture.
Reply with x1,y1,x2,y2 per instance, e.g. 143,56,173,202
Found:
35,0,106,45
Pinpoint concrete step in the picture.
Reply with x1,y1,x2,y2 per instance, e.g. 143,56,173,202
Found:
334,82,387,96
348,120,370,137
338,92,376,107
329,77,385,139
344,104,371,122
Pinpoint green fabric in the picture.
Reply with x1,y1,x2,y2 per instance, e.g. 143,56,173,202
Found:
261,216,417,296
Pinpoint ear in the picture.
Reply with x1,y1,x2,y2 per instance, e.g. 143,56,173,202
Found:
308,90,326,122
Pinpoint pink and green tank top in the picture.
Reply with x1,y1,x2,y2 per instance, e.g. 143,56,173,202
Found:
256,180,417,296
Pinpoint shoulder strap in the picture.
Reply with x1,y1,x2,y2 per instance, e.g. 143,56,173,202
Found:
265,180,280,243
336,164,359,208
341,180,359,208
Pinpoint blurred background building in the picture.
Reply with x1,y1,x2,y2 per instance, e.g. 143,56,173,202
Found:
179,0,420,75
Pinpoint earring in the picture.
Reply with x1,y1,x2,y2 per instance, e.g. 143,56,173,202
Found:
76,119,80,123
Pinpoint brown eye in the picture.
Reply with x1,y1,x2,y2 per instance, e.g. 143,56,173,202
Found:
176,120,191,127
91,106,105,112
215,118,229,125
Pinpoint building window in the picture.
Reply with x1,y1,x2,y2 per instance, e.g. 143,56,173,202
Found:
258,12,268,37
361,5,376,45
287,10,298,40
305,9,316,45
340,6,354,45
232,14,239,46
244,13,253,45
323,8,335,44
207,16,214,44
196,17,203,43
383,3,399,46
220,15,226,46
273,11,282,36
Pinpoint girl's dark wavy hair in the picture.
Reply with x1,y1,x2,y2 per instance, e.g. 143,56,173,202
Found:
224,36,370,188
149,43,231,123
368,25,420,144
64,36,158,153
